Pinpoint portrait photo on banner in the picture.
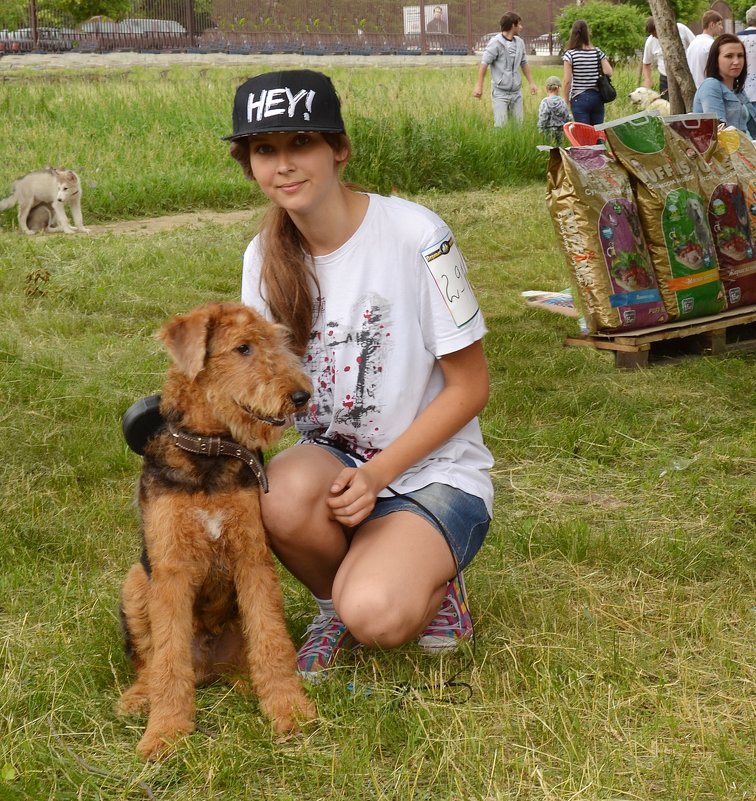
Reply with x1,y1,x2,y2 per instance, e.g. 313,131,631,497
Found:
403,4,449,35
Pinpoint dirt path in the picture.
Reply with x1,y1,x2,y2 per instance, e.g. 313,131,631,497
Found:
86,208,257,235
2,51,480,235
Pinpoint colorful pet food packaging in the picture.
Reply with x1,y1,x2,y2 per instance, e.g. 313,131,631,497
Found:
546,145,668,333
599,112,726,321
665,115,756,308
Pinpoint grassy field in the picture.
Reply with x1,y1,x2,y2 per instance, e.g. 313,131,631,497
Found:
1,62,755,801
0,60,648,214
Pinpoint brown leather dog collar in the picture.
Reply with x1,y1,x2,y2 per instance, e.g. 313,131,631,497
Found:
169,426,269,493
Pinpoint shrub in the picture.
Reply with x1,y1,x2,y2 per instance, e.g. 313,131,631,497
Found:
556,1,647,62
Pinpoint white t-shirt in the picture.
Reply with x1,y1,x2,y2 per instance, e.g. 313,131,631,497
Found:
677,23,695,50
643,25,695,76
686,33,714,87
241,193,494,514
738,28,756,102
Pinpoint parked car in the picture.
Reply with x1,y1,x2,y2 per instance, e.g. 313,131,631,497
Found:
0,26,77,49
531,33,561,56
118,19,186,35
79,20,121,34
474,31,498,53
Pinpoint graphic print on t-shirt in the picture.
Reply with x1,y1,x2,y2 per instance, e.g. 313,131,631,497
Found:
422,236,480,327
303,293,393,447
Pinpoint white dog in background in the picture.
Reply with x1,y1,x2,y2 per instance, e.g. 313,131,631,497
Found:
628,87,671,116
0,168,88,235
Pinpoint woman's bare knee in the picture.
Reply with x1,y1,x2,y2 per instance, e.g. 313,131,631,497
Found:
337,584,425,648
261,447,341,544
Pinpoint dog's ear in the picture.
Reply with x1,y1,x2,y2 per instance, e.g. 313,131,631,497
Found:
159,305,215,380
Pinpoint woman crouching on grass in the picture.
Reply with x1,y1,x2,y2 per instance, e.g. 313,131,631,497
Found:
226,70,493,682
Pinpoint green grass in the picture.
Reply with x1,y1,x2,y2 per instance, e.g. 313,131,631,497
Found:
1,61,644,217
1,63,755,801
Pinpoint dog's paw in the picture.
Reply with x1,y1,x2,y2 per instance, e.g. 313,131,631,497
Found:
76,226,90,233
116,684,150,716
136,722,193,761
268,693,317,734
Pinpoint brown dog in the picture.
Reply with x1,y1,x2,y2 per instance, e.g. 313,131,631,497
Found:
117,302,316,760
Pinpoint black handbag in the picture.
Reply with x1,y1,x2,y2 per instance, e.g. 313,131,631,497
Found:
595,50,616,103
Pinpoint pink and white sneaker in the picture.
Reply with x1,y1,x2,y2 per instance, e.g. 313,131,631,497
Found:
296,613,361,682
417,573,473,654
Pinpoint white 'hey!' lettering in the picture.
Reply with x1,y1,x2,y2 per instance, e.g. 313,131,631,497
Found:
247,88,316,123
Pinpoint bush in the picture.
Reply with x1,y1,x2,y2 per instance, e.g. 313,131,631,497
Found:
556,1,647,62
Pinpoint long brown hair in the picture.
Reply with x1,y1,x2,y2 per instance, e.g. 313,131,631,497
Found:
705,33,748,93
230,132,352,354
567,19,591,51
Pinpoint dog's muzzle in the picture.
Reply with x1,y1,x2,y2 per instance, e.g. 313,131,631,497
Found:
239,389,311,427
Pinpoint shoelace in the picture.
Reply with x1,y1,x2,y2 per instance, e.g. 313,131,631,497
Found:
424,597,461,634
299,615,347,657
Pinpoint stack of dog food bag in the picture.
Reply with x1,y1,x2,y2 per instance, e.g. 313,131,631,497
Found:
546,111,756,335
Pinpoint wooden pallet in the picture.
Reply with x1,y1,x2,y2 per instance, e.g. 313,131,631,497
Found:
564,305,756,368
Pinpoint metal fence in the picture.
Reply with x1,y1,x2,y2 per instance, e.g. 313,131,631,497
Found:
0,1,566,56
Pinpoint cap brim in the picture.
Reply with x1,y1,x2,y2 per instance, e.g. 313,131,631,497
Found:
222,127,344,142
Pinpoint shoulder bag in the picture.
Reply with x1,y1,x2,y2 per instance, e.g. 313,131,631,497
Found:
595,50,616,103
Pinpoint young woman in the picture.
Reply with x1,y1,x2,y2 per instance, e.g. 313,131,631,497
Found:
693,33,756,138
225,70,494,681
562,19,613,126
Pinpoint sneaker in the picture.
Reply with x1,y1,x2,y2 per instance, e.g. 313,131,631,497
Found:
297,613,360,682
417,573,473,654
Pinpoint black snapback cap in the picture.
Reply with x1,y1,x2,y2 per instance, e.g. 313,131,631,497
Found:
224,69,346,141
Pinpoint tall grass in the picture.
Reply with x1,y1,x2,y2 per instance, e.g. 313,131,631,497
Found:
0,63,754,801
1,62,642,220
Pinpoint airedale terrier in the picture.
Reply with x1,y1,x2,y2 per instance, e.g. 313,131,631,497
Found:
117,302,316,760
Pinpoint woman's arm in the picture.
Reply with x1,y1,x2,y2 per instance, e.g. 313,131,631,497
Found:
696,79,727,122
327,340,490,526
563,59,573,103
601,57,613,77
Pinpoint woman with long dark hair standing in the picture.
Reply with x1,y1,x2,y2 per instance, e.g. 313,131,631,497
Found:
562,19,613,125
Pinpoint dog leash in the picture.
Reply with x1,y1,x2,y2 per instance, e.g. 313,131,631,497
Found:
169,426,269,493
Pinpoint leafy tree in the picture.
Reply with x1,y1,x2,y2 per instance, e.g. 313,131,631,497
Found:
729,0,754,23
647,0,695,113
67,0,132,24
617,0,709,27
1,0,215,29
1,0,30,28
556,1,647,61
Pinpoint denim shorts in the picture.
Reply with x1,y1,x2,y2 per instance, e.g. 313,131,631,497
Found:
302,439,490,571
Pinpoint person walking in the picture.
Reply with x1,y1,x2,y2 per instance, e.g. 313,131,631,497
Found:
686,10,725,87
473,11,538,126
737,5,756,102
562,19,613,126
642,16,695,97
538,75,571,144
225,70,494,682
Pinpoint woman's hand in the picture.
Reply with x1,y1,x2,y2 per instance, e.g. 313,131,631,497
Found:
326,340,490,530
326,466,381,527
